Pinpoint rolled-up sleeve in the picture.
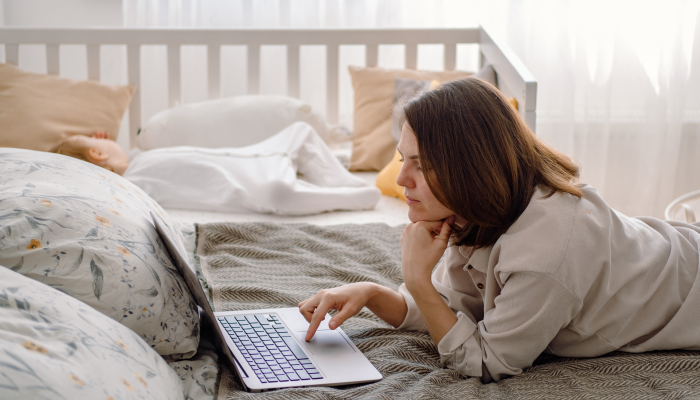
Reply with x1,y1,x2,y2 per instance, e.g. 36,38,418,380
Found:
437,272,581,382
437,311,482,376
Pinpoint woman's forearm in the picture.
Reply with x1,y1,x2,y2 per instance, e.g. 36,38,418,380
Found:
365,283,409,328
406,280,458,345
398,219,457,343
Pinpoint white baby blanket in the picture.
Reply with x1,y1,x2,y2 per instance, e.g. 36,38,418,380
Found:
123,122,381,215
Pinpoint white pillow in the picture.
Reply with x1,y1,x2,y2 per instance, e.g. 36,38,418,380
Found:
137,95,331,149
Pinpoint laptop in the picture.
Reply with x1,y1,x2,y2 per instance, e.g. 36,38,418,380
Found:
150,213,382,392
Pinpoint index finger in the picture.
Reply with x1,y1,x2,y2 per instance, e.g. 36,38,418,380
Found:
305,299,331,342
415,220,448,237
437,219,452,241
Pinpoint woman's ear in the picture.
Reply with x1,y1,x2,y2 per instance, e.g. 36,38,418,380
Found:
87,147,109,163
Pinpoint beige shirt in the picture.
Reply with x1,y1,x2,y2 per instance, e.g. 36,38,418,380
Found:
397,184,700,382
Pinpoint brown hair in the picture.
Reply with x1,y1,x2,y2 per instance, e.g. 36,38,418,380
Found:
403,77,581,248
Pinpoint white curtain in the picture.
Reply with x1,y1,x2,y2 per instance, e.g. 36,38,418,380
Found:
123,0,478,28
124,0,700,218
481,0,700,218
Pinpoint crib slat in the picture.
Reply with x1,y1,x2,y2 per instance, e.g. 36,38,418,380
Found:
127,45,141,149
287,45,300,98
444,43,456,71
87,45,101,81
405,43,417,70
6,44,19,65
208,44,221,99
46,44,59,75
247,45,260,95
168,45,181,107
366,44,378,68
326,44,339,124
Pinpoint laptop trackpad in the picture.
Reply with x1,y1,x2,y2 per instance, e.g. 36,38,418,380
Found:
295,330,356,356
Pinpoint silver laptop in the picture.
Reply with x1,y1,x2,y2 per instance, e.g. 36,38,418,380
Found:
150,213,382,392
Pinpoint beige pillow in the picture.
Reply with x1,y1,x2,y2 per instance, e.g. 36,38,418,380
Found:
348,66,472,171
0,63,135,152
391,78,443,144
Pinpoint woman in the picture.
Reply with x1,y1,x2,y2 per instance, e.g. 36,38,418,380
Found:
299,78,700,383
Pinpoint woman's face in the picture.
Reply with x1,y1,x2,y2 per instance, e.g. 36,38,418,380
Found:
396,123,456,223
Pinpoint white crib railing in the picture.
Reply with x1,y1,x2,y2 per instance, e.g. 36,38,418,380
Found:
1,26,537,147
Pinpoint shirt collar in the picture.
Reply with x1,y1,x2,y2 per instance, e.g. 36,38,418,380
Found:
460,245,492,274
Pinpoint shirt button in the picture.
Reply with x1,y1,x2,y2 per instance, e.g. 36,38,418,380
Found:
467,265,473,270
477,283,484,289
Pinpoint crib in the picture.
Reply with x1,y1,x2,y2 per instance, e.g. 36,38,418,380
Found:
1,24,539,228
1,25,537,150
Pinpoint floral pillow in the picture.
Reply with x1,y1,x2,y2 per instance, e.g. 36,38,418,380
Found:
0,266,185,399
0,148,199,358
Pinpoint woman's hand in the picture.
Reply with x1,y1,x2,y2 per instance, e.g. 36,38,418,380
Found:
299,282,407,341
401,217,453,290
401,216,459,345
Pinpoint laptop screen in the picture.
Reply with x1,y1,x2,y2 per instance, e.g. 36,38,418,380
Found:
149,212,216,319
149,212,250,381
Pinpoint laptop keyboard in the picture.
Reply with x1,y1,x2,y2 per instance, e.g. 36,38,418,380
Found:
217,313,323,383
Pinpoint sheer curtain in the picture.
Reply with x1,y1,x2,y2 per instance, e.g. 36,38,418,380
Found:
480,0,700,218
124,0,700,218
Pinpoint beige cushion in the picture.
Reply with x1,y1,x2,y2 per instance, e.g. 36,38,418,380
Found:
348,66,472,171
0,63,135,152
390,78,443,144
390,78,432,144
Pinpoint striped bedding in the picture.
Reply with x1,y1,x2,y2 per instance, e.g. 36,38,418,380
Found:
190,221,700,400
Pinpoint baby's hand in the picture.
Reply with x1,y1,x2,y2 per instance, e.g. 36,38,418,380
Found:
92,131,110,140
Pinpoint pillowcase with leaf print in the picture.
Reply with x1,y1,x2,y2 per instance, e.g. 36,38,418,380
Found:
0,267,185,400
0,148,199,359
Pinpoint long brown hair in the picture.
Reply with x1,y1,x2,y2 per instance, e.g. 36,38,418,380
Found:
403,77,581,248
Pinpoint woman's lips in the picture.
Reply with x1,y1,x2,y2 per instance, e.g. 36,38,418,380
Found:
405,195,420,205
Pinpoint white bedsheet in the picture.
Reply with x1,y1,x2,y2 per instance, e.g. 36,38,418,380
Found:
124,122,380,216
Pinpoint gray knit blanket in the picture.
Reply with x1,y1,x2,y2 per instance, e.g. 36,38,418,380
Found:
194,222,700,399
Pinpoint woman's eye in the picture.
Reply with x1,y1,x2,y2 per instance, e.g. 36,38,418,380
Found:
398,158,404,163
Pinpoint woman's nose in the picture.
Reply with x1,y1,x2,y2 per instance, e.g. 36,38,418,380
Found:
396,164,413,188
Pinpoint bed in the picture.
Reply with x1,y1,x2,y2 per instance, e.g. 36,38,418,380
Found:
5,25,698,400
